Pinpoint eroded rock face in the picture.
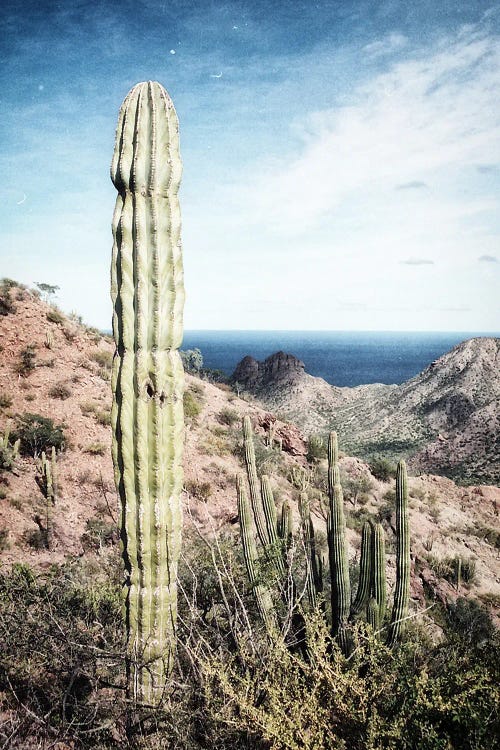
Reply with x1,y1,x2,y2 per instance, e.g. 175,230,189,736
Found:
232,351,305,391
257,413,307,457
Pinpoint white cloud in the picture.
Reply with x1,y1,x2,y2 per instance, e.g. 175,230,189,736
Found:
243,27,500,234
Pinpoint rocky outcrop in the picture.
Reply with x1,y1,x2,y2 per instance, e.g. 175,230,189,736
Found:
232,338,500,484
232,351,305,391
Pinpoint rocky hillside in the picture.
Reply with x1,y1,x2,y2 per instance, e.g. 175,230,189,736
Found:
232,339,500,484
0,280,499,623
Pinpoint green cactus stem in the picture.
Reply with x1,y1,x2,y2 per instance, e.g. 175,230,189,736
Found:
327,432,351,650
387,460,410,647
110,81,184,704
350,520,373,618
261,475,286,576
372,522,387,626
298,491,317,609
237,475,278,633
242,416,270,548
367,597,380,632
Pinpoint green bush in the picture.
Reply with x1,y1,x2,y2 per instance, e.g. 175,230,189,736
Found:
369,455,397,482
184,389,202,421
218,407,239,426
0,392,12,410
46,307,65,324
13,413,65,457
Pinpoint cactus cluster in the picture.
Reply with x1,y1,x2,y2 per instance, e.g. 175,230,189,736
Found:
0,431,20,471
237,421,410,652
110,81,184,704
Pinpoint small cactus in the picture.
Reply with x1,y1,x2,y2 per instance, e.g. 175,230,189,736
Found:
387,460,410,647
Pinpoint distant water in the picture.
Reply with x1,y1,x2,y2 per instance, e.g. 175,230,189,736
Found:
181,331,498,387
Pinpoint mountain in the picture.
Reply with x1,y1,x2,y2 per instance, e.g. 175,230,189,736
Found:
232,338,500,484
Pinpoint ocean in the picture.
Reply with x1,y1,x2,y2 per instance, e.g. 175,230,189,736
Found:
181,331,498,387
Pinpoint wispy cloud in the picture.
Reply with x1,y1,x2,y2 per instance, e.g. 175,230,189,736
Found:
395,180,428,190
478,254,498,262
245,24,500,234
363,33,408,58
401,258,435,265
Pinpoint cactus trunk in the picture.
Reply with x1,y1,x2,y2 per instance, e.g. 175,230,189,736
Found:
327,432,351,652
110,81,184,704
387,460,410,647
350,520,373,618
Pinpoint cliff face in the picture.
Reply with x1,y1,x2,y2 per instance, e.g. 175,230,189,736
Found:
232,338,500,484
233,351,305,390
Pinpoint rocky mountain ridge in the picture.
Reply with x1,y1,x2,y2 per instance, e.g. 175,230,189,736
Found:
232,338,500,484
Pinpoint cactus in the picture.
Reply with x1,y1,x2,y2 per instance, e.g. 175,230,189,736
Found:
350,521,373,617
237,475,278,633
0,431,20,471
110,81,184,704
45,330,54,350
236,421,411,655
387,460,410,647
36,448,57,550
372,522,387,625
242,416,270,548
327,432,351,648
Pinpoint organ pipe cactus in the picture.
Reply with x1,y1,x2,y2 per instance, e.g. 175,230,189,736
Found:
110,81,184,704
387,460,410,646
327,432,351,648
237,421,411,655
350,520,373,617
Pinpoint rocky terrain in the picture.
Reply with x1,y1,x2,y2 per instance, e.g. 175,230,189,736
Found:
232,339,500,484
0,280,499,624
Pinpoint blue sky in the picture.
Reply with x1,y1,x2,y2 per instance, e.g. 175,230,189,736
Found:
1,0,499,331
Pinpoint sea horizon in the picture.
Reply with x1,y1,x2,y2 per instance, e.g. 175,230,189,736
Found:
179,330,499,388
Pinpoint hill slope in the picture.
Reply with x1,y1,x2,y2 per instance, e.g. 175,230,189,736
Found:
0,282,499,620
232,338,500,484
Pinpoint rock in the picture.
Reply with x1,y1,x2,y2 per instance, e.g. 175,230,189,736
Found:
232,351,305,391
257,413,307,457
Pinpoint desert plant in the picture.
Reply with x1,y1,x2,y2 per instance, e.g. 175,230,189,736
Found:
306,434,327,462
110,80,184,704
237,423,411,653
0,392,12,410
184,389,202,421
369,455,396,482
16,345,37,375
0,430,20,471
13,413,65,457
48,382,72,400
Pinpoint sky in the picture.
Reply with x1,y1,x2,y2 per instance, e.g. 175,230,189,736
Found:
1,0,499,332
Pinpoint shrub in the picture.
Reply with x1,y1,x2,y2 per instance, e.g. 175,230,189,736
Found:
84,442,107,456
89,349,113,369
185,480,212,503
16,345,37,375
0,527,9,550
48,382,72,400
13,413,65,457
46,307,65,324
95,410,111,426
81,518,118,551
0,278,19,316
184,390,202,421
0,392,12,410
218,407,239,426
180,347,203,373
369,455,397,481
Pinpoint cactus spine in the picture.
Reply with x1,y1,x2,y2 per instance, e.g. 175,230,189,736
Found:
387,460,410,646
110,81,184,704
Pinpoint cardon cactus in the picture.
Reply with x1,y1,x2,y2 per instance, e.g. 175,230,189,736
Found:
387,460,410,646
110,81,184,704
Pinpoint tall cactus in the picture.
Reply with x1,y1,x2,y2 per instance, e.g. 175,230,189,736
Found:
110,81,184,704
387,460,410,646
327,432,351,648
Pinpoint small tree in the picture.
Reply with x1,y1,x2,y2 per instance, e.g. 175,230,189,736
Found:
35,283,59,304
